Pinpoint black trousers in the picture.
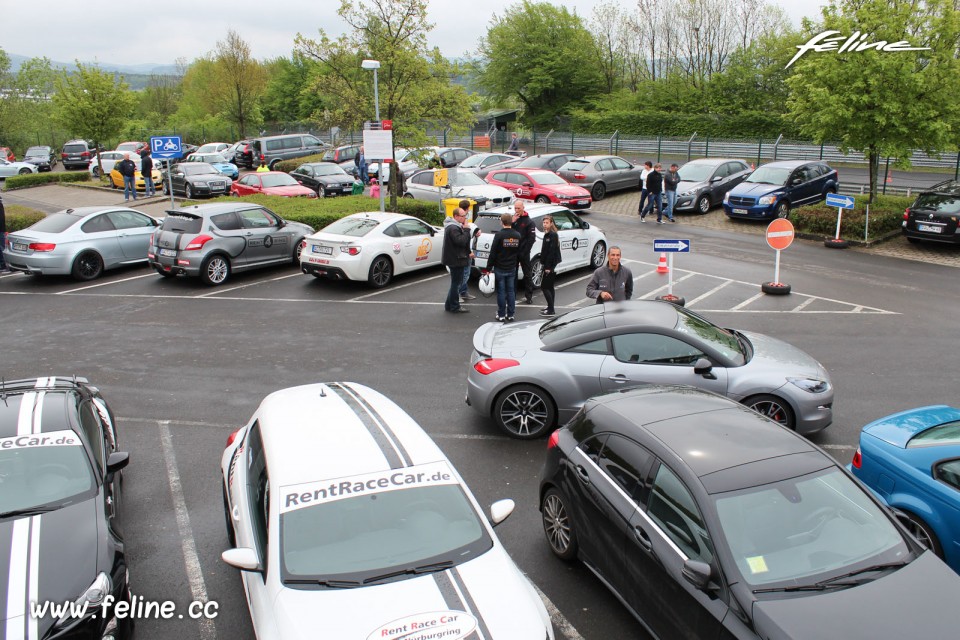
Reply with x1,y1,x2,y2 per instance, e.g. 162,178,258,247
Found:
541,270,556,312
518,250,533,300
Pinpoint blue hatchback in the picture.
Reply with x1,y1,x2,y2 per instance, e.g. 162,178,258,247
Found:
723,160,838,220
850,405,960,574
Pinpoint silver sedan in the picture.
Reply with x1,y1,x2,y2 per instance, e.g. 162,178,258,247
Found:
556,155,642,201
466,301,833,439
404,169,514,208
455,152,524,179
0,158,38,178
5,207,160,280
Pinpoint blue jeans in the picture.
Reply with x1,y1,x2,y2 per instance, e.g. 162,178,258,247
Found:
494,267,516,318
122,176,137,200
143,174,155,196
460,263,470,296
359,165,369,184
446,266,466,311
639,189,649,213
665,190,677,220
641,191,663,220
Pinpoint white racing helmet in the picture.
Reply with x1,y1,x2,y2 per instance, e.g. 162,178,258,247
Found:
479,271,495,297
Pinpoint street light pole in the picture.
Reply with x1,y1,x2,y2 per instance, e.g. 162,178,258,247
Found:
362,59,385,213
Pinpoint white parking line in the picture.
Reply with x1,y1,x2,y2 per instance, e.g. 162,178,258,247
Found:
56,273,155,294
684,280,732,307
791,296,816,312
157,420,217,640
194,272,303,298
351,272,447,300
639,272,697,299
731,293,764,311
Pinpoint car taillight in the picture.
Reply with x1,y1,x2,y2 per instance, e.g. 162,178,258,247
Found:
259,153,265,162
851,447,862,469
149,233,154,246
81,151,90,158
903,207,910,220
61,153,68,159
29,242,56,252
184,235,213,251
225,430,240,447
547,430,560,449
339,246,361,256
299,240,306,252
473,358,520,375
574,173,586,180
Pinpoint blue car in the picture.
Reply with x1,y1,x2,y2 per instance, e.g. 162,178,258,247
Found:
183,152,240,180
723,159,838,220
850,405,960,574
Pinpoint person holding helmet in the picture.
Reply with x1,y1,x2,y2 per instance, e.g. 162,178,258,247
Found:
487,212,522,322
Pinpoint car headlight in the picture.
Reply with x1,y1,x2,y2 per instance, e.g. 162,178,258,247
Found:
554,193,567,199
787,377,830,393
194,181,209,187
758,195,779,205
724,193,730,203
680,189,698,197
56,572,112,626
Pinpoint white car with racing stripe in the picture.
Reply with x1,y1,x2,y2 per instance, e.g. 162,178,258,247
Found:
299,212,444,288
220,382,554,640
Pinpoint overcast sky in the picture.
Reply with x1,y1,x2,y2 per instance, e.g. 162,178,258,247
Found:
5,0,824,66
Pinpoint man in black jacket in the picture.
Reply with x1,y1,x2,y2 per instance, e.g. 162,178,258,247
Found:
539,214,562,316
640,163,664,223
511,200,537,304
116,154,138,202
140,149,155,197
487,212,522,321
441,205,473,313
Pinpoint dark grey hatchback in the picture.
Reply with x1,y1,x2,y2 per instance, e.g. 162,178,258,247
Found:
540,385,960,639
902,179,960,244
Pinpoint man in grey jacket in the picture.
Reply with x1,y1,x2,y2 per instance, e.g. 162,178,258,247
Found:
441,203,474,313
586,246,633,303
663,163,680,222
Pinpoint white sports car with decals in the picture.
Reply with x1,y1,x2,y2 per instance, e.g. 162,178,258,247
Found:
300,212,445,288
220,382,554,639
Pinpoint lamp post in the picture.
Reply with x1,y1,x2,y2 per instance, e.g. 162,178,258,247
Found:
361,59,385,213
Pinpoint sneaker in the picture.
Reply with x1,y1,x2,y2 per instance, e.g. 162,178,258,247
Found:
670,218,677,222
496,315,505,322
539,309,555,317
639,217,646,223
461,293,476,301
506,316,515,322
657,220,665,224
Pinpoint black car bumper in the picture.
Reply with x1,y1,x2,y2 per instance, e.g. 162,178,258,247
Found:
301,262,347,279
902,223,960,244
25,160,52,171
187,183,231,198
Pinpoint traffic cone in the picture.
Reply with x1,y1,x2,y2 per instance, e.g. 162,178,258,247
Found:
750,163,755,170
885,171,892,184
657,253,669,274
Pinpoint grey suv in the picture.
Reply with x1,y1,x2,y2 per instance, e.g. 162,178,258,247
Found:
148,203,314,285
250,134,328,170
62,139,99,170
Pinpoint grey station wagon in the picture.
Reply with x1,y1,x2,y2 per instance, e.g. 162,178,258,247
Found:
148,203,314,285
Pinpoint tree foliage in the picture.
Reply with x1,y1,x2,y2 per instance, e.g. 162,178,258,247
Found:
786,0,960,201
477,1,603,128
213,30,267,137
260,54,327,122
0,51,59,152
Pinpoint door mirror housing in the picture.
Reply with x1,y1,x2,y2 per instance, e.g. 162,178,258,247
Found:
711,175,722,183
694,358,716,379
106,451,130,475
222,547,262,572
682,559,713,590
489,499,515,527
580,221,590,229
522,181,532,187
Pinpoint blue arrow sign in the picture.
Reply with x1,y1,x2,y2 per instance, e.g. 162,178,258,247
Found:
150,136,182,159
653,239,690,252
825,193,854,209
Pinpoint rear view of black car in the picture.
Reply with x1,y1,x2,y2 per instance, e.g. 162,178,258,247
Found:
0,377,132,639
902,179,960,244
539,385,960,639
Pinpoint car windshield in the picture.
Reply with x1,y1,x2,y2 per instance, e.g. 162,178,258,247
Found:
745,166,790,186
279,467,490,584
25,147,46,156
673,306,745,364
678,163,715,183
116,144,139,152
261,174,299,188
529,172,566,185
907,420,960,447
203,154,228,164
0,429,95,517
540,305,607,345
314,164,347,176
181,163,217,175
197,144,223,154
450,172,487,187
713,467,910,588
321,216,379,237
28,213,82,233
913,193,960,214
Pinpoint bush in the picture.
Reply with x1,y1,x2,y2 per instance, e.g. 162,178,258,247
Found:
4,170,91,190
3,204,46,231
198,194,446,229
792,195,909,241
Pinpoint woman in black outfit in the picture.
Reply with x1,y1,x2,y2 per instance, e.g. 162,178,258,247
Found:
540,215,562,316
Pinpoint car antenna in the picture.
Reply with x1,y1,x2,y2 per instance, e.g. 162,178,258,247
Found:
0,377,7,407
319,387,327,398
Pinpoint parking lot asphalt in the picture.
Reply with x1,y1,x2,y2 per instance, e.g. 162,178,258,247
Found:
2,184,960,639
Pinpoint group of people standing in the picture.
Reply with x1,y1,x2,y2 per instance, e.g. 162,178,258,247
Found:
638,161,680,223
115,149,156,202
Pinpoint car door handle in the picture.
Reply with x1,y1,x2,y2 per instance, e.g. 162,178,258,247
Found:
607,374,629,383
634,526,653,551
574,464,591,484
245,232,254,236
232,505,241,522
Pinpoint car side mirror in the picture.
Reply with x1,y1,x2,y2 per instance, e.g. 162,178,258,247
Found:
711,176,722,183
106,451,130,475
522,181,532,187
429,228,436,236
222,548,262,572
277,219,287,228
694,358,716,379
580,221,590,229
489,499,515,527
791,178,802,185
682,559,712,590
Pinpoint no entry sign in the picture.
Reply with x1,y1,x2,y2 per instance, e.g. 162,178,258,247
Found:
766,218,795,251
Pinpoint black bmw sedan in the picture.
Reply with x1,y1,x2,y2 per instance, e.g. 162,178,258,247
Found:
539,385,960,639
0,377,132,639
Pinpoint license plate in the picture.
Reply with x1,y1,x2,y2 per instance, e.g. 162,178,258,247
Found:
475,250,489,259
917,224,942,233
312,245,333,255
733,208,748,214
12,242,28,251
159,248,177,257
578,200,588,205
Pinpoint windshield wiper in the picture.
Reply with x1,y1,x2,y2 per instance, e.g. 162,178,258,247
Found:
753,561,908,594
285,578,363,589
363,560,455,584
0,505,60,519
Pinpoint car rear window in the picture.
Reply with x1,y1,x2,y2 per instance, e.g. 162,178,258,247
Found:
474,214,505,234
160,214,203,234
558,160,588,171
539,305,606,346
907,420,960,447
912,193,960,214
28,213,82,233
63,144,86,153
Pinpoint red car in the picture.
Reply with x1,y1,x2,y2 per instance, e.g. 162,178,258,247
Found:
230,171,317,198
1,146,14,162
486,168,592,210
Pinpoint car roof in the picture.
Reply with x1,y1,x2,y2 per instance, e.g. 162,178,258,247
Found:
341,211,418,224
165,202,265,218
684,158,746,166
52,206,136,219
922,180,960,195
480,202,569,218
760,160,820,169
584,385,824,487
255,382,449,486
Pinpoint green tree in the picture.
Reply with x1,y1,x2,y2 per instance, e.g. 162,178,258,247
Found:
786,0,960,201
261,54,327,123
0,53,59,153
477,1,604,128
295,0,473,208
52,62,137,175
213,30,267,137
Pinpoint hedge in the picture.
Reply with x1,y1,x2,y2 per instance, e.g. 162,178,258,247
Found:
789,195,909,241
3,204,46,232
4,171,91,190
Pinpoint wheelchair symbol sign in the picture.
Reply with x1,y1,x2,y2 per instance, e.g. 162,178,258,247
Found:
150,136,182,158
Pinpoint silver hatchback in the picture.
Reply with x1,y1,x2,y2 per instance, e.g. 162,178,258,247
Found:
556,155,642,201
148,203,314,285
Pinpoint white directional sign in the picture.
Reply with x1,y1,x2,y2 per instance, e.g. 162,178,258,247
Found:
150,136,182,159
825,193,855,209
653,239,690,252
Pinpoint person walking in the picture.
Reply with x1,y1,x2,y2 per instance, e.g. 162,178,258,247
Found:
355,146,369,184
539,215,562,317
637,161,653,215
640,163,664,222
487,212,522,322
116,153,138,202
0,194,8,273
511,200,537,304
663,162,680,222
508,132,520,153
140,149,155,197
443,200,475,302
441,206,473,313
586,246,633,303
